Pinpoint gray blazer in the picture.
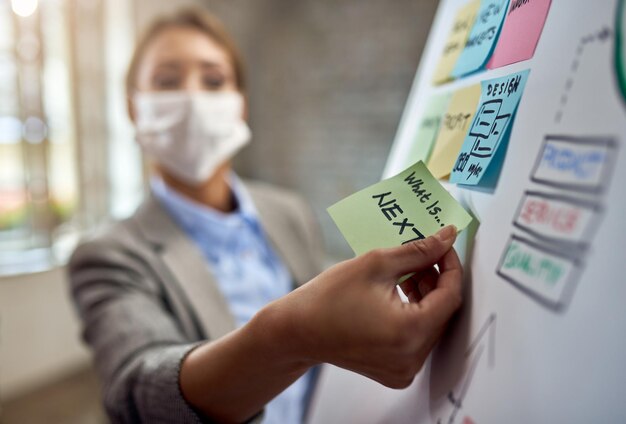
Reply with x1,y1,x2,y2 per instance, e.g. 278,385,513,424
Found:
68,181,324,423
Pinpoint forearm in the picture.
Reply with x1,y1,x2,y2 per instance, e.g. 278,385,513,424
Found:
179,300,313,423
179,227,464,422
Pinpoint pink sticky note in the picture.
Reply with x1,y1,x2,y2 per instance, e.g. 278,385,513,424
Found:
488,0,552,69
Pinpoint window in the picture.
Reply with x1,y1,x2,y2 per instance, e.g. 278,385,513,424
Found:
0,0,144,275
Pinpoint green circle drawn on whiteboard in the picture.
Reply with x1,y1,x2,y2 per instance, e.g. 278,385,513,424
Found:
617,0,626,105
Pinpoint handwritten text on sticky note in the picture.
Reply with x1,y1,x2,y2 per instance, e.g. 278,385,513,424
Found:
400,93,452,169
433,0,480,85
450,69,530,185
328,161,473,255
427,84,482,179
452,0,510,77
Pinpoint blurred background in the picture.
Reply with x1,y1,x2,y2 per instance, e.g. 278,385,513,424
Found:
0,0,437,421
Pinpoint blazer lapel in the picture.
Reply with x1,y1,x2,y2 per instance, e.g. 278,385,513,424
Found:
132,197,237,340
247,185,311,287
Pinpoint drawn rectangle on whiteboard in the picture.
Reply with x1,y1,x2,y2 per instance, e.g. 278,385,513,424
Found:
513,191,602,248
497,235,581,312
530,135,617,193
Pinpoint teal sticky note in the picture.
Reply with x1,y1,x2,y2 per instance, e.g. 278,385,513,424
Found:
450,69,530,185
400,93,452,169
452,0,510,78
328,161,474,256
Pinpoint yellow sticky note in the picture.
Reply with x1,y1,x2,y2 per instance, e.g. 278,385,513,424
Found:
427,84,481,179
433,0,480,85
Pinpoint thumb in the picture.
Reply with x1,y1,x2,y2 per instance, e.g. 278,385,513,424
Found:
377,225,458,281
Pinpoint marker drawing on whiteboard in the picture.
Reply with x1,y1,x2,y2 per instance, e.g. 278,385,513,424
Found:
530,135,618,194
465,313,497,368
438,314,497,424
554,26,613,124
512,191,603,250
498,135,619,314
497,235,582,313
442,345,484,424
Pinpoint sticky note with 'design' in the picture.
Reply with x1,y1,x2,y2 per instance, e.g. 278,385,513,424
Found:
427,84,482,179
328,161,474,256
450,69,530,185
433,0,481,85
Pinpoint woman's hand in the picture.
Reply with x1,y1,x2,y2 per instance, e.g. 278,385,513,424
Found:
266,224,463,389
180,225,463,422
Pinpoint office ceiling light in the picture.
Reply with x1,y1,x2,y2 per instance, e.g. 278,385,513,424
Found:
11,0,39,17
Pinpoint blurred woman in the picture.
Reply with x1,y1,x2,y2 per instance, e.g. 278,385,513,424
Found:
69,7,464,424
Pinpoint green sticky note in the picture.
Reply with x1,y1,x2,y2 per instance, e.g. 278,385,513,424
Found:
328,161,474,255
400,93,452,169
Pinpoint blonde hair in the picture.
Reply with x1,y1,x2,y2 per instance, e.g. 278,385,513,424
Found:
125,7,246,97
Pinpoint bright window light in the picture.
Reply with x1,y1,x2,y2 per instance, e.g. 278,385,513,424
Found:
11,0,39,18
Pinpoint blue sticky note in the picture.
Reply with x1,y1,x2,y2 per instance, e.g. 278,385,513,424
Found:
452,0,510,78
458,122,513,191
450,69,530,185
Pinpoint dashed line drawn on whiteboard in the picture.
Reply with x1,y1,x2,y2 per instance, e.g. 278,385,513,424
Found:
554,26,613,124
436,314,496,424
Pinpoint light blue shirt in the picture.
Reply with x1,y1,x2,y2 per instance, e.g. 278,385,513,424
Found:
151,174,310,424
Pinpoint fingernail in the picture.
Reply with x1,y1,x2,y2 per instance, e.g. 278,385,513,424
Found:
435,225,457,242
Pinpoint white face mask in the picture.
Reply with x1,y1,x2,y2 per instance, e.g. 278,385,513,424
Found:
133,91,251,185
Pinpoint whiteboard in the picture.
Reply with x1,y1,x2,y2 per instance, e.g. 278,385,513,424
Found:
308,1,626,423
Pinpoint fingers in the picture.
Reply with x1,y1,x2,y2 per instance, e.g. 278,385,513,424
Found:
413,247,464,328
417,267,439,299
398,267,439,303
370,225,458,281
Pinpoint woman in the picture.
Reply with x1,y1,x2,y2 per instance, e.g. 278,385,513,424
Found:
69,8,464,424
